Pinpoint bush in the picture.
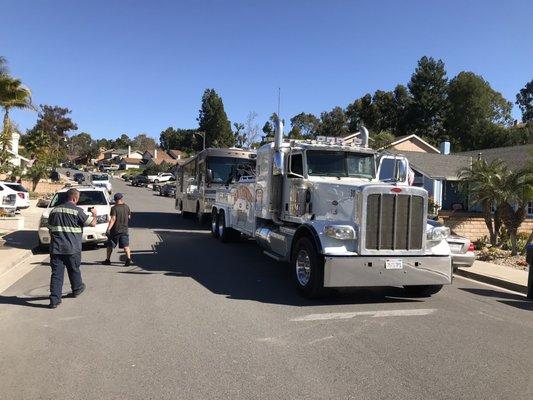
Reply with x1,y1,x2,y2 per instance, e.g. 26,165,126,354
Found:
500,232,529,255
473,236,489,250
477,247,505,261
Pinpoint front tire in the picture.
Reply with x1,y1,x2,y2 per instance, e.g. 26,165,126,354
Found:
218,211,235,243
403,285,443,297
292,237,324,298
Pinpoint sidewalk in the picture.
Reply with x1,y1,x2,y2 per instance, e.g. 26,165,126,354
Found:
456,260,529,294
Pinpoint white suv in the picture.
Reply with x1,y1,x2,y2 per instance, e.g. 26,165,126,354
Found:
0,181,30,210
90,173,112,194
38,186,112,248
147,172,174,183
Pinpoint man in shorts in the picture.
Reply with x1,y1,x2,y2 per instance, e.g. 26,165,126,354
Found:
102,192,132,266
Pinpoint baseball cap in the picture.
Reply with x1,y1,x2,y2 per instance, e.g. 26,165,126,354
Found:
114,193,124,201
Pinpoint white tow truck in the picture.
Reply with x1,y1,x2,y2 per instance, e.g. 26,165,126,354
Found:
211,121,452,298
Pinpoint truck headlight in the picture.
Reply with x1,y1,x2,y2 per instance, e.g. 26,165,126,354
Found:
427,226,450,241
324,225,356,240
96,215,109,224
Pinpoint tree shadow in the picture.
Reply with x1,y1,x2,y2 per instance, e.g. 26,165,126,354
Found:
1,230,38,250
459,287,532,310
126,229,422,307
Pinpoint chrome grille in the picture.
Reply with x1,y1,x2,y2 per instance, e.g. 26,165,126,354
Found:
365,193,424,251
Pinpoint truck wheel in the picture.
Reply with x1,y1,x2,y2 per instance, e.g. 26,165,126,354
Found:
218,211,234,243
403,285,443,297
292,237,324,298
211,209,219,238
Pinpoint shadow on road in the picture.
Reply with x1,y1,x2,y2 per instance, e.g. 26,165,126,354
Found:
126,228,421,307
129,212,208,230
2,230,37,250
459,287,533,310
0,295,51,308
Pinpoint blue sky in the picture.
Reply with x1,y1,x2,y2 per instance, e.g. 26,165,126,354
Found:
1,0,532,140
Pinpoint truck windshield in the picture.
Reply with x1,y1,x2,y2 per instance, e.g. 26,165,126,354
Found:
306,151,375,179
207,156,255,184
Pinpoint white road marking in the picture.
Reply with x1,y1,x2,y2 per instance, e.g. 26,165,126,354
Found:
291,308,436,322
307,335,335,345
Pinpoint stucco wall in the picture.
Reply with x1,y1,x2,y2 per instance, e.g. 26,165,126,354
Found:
392,141,438,153
439,211,533,241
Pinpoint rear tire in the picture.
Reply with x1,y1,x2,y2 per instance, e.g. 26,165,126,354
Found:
292,237,324,298
403,285,443,297
218,211,235,243
211,209,219,238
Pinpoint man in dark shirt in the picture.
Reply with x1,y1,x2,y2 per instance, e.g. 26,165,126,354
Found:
48,188,97,309
103,193,132,266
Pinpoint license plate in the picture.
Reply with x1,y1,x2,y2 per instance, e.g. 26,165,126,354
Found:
385,259,403,270
449,244,462,253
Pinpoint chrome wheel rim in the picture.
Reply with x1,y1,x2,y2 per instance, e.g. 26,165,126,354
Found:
218,216,224,237
211,214,218,234
296,250,311,286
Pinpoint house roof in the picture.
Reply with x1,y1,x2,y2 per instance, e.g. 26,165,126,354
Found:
120,157,143,165
150,151,179,165
167,149,183,159
388,150,473,180
456,144,533,171
385,134,440,153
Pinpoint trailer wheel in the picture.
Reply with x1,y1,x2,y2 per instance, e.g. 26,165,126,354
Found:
292,237,324,298
211,209,219,238
403,285,443,297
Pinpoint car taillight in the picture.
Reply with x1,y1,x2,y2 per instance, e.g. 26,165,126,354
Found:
17,192,24,199
468,243,474,252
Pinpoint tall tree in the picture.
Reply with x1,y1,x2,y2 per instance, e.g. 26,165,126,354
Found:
346,93,377,133
197,88,234,148
113,133,132,149
407,56,448,140
289,112,320,138
233,122,246,147
132,133,157,152
446,71,512,150
317,107,349,137
516,79,533,122
159,127,195,153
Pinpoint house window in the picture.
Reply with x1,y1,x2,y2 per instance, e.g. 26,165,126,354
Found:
528,201,533,216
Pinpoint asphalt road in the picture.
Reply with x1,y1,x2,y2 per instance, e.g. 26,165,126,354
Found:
1,177,532,400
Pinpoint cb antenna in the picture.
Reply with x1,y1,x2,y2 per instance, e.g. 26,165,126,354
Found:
277,87,281,119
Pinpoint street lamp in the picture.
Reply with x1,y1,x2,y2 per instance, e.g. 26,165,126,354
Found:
193,131,206,151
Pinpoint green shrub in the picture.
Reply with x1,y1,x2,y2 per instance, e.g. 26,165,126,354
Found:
473,236,489,250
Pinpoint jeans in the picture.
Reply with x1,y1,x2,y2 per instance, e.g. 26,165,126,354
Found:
50,253,83,304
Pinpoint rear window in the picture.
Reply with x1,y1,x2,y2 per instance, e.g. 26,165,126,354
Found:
91,174,108,181
50,191,108,207
5,184,28,192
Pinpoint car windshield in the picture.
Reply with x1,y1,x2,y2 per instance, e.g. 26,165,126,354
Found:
91,174,108,181
207,156,256,184
5,184,28,192
50,191,108,207
306,151,375,178
74,173,84,178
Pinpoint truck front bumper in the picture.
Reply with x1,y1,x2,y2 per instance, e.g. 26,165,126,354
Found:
323,255,452,288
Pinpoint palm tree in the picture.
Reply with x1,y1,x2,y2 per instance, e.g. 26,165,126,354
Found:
0,76,35,150
498,168,533,255
458,159,507,246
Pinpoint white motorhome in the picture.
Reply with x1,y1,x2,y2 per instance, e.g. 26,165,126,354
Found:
212,122,452,298
175,148,256,222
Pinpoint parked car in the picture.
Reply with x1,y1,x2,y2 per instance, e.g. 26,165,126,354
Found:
0,181,30,210
146,172,174,183
161,183,176,197
50,170,60,182
131,174,149,187
0,189,17,214
427,220,475,270
152,183,162,192
74,172,86,184
38,186,112,248
90,173,112,194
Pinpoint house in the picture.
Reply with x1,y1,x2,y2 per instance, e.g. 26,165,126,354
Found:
119,157,143,170
343,132,439,153
143,149,182,167
167,149,183,160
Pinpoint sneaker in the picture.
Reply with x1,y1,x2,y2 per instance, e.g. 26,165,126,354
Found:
73,283,86,298
102,259,111,265
48,300,62,309
124,258,132,267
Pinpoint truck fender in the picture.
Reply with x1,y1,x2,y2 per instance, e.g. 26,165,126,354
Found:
290,224,323,262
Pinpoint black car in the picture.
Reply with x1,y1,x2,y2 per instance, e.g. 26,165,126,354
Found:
161,183,176,197
131,174,149,187
73,172,85,184
50,170,60,182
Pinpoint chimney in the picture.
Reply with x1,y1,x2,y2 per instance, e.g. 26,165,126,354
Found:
128,145,131,157
154,149,158,159
439,141,450,155
10,131,20,155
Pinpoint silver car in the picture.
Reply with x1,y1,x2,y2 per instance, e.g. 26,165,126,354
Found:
428,220,475,270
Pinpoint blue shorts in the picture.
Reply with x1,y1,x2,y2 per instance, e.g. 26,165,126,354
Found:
107,234,129,249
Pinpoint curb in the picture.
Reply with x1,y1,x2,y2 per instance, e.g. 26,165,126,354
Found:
0,249,34,280
455,268,528,295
